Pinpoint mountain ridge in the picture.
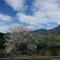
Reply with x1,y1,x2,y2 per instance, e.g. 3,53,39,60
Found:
32,25,60,35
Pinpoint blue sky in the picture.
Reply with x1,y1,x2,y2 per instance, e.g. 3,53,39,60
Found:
0,0,60,32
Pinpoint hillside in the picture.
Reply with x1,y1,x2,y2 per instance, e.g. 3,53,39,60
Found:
32,25,60,42
33,25,60,35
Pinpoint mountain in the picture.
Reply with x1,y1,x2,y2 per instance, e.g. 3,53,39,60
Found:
32,29,48,35
32,25,60,35
48,25,60,35
0,32,5,37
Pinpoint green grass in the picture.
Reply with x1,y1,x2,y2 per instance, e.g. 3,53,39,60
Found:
33,34,60,42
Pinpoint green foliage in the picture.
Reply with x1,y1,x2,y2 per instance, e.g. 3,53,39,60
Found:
33,34,60,42
0,33,6,49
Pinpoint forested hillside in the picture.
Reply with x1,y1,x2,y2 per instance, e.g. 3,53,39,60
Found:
32,25,60,42
0,25,60,57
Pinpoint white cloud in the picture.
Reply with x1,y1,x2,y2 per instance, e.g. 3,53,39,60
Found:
5,0,49,25
33,0,60,25
0,23,22,33
17,12,50,25
17,0,60,25
17,13,41,25
0,14,11,21
4,0,60,30
5,0,24,11
0,25,10,33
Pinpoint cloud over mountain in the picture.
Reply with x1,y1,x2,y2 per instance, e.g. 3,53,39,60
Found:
0,0,60,32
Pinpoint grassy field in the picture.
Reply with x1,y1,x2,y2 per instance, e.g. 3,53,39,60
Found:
33,34,60,43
